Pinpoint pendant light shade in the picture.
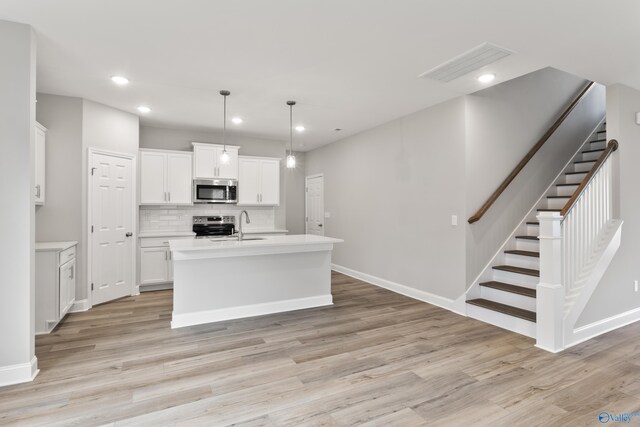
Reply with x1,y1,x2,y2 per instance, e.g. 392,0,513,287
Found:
220,90,230,164
286,101,296,169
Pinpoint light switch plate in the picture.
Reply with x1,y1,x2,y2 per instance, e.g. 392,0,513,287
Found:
324,212,331,218
451,215,458,226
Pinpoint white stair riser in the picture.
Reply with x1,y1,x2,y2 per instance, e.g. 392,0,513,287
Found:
554,185,578,197
545,198,569,210
564,173,587,184
504,253,540,270
526,224,540,235
466,304,536,338
516,239,539,252
589,141,606,150
573,162,595,173
581,151,602,162
492,269,539,286
480,287,537,311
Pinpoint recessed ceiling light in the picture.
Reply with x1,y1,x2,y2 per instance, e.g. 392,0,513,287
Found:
111,75,129,85
295,125,305,132
477,73,496,83
231,117,243,124
137,106,151,113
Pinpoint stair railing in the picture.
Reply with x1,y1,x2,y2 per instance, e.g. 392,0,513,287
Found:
468,81,595,224
536,140,618,352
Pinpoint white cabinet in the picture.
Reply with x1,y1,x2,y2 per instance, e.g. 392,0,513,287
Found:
35,242,77,334
34,122,47,205
238,156,280,206
139,236,193,290
192,143,239,180
140,149,193,205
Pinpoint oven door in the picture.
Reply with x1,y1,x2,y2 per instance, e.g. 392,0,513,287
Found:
193,179,237,204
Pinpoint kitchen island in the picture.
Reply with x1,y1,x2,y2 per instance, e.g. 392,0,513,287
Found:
169,235,343,328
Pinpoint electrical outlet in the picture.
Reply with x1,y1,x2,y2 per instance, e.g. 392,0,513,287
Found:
635,280,638,292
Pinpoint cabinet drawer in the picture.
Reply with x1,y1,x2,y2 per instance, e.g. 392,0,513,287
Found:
140,236,193,248
59,246,76,265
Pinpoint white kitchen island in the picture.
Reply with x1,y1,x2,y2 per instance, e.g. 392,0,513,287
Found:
169,235,343,328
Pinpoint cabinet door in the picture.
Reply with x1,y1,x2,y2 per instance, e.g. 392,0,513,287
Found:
140,151,167,204
259,159,280,205
193,145,217,179
167,153,192,204
59,258,75,318
140,247,170,285
238,157,260,205
217,147,239,180
34,127,46,205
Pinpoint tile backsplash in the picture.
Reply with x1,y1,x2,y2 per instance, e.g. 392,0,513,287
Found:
140,205,276,233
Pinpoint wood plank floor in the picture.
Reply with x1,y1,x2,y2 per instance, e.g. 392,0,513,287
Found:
2,271,640,426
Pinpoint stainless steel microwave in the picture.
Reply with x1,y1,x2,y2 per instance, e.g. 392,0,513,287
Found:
193,179,238,204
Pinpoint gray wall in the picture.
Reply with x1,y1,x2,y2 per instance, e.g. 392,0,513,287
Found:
305,98,467,300
0,20,36,378
139,125,304,232
577,84,640,326
35,94,84,294
284,151,306,235
465,68,605,284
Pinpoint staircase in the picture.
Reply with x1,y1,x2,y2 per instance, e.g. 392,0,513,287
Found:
465,122,608,339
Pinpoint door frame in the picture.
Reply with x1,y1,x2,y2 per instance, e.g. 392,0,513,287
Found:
87,148,138,308
305,173,324,235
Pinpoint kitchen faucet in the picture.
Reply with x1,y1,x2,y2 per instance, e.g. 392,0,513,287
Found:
237,210,250,241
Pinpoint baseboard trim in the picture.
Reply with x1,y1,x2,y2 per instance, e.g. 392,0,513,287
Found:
69,299,90,313
332,264,465,315
171,295,333,329
140,283,173,292
0,356,38,387
567,306,640,349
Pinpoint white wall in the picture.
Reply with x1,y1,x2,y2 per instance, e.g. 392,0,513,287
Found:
577,84,640,326
305,98,467,300
35,94,84,294
465,68,605,284
139,125,303,232
0,20,37,385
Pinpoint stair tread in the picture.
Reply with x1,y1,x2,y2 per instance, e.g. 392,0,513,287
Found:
574,160,597,164
547,195,571,199
493,265,540,277
537,208,562,212
516,235,539,240
504,249,539,258
526,221,539,225
466,298,537,322
582,148,605,154
590,138,606,143
479,281,537,297
566,171,588,175
557,183,579,187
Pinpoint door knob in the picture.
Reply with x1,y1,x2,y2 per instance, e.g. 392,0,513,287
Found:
125,232,133,237
318,224,323,227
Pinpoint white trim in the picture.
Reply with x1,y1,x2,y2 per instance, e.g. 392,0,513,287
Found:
69,299,91,313
332,263,465,315
87,148,137,308
305,174,324,236
0,356,38,387
171,295,333,328
566,306,640,349
140,283,173,292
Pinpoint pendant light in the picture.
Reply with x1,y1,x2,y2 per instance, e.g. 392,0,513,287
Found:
219,90,231,164
286,101,296,169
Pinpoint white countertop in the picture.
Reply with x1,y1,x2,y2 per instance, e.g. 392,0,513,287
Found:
169,234,342,259
243,229,288,235
139,231,196,238
35,241,78,252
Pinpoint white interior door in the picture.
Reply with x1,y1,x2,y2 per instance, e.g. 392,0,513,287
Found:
306,175,324,236
91,152,134,305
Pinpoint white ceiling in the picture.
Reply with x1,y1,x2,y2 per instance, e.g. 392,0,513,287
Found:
1,0,638,151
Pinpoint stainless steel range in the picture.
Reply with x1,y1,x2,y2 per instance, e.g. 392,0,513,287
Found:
192,216,236,239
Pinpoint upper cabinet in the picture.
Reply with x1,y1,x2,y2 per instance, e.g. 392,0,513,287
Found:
34,122,47,205
238,156,280,206
192,143,239,180
140,149,193,205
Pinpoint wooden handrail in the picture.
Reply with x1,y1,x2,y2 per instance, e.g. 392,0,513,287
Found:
468,81,595,224
560,139,618,218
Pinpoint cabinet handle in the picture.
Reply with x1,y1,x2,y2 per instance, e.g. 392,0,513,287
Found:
70,266,74,279
257,194,259,202
35,185,40,198
165,251,168,261
168,192,171,202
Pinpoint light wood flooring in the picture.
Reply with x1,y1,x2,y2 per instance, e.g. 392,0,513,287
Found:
2,272,640,426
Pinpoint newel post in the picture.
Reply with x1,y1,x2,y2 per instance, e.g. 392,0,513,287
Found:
536,212,565,352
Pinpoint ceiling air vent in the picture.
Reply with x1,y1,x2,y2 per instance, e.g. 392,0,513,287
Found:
419,42,515,82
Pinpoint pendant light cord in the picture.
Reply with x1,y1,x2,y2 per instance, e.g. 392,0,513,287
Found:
289,104,293,155
222,93,227,152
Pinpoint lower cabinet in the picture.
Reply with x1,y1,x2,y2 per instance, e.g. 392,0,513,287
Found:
139,236,193,290
35,242,77,334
